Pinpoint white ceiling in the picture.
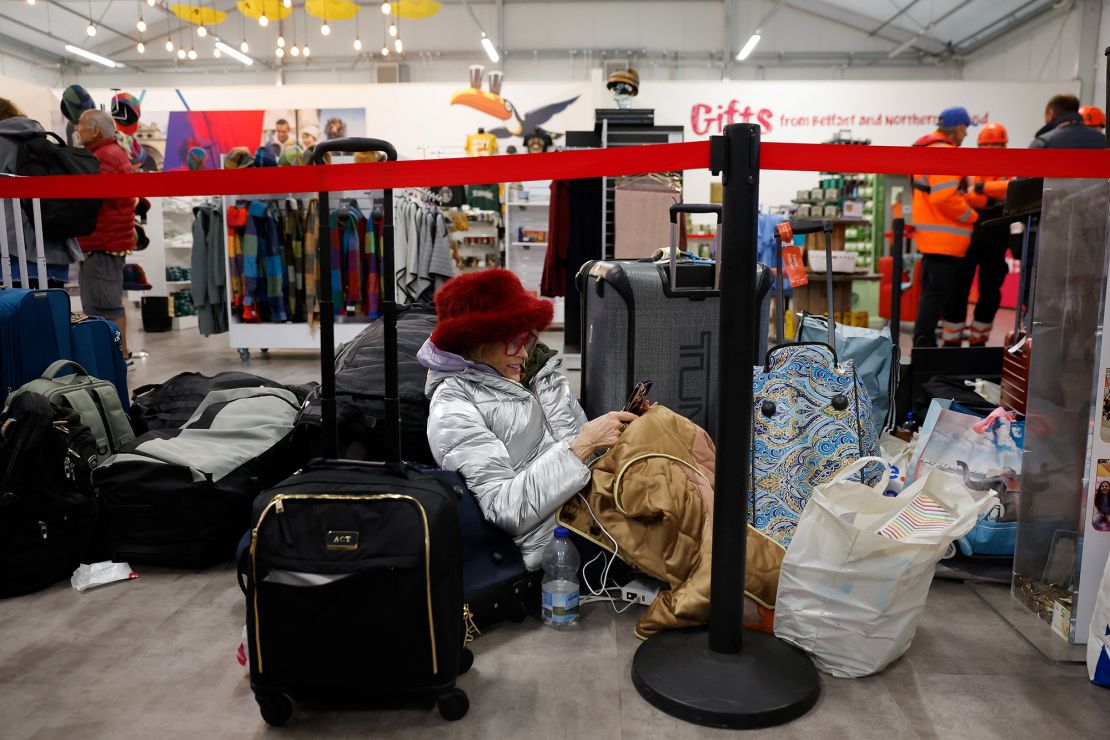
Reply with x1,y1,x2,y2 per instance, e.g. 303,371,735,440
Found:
0,0,1072,76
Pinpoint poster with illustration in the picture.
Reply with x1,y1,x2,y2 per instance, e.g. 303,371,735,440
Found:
164,110,265,171
1095,461,1110,532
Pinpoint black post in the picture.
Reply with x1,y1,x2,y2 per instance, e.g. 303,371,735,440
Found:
318,188,338,460
380,188,401,464
891,210,904,344
707,123,758,654
629,123,821,729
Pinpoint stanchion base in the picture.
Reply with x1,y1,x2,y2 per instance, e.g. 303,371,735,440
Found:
631,628,820,730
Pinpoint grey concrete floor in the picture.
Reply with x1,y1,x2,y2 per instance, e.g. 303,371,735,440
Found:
2,305,1105,739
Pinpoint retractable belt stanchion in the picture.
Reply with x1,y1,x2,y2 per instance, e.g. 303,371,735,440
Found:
629,123,821,729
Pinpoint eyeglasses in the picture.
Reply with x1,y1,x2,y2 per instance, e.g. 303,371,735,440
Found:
505,331,538,356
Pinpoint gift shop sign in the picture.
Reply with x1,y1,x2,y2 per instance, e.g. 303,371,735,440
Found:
689,99,996,137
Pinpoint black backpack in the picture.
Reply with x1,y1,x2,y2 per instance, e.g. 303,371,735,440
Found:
7,130,101,240
0,392,101,598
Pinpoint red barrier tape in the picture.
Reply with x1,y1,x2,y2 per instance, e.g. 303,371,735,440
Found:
0,140,1108,200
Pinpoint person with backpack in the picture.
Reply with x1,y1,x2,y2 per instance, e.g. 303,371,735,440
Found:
0,98,84,288
75,109,136,358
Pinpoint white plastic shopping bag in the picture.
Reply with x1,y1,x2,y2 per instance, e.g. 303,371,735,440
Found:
70,561,137,592
774,457,996,677
1088,552,1110,688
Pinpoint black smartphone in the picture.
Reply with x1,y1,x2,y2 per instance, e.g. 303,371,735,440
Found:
623,380,653,414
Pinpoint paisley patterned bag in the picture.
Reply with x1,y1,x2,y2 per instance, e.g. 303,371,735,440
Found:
750,221,878,549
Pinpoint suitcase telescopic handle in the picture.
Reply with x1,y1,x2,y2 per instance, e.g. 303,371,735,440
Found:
668,203,723,294
773,219,836,351
669,203,722,224
311,137,398,163
311,137,401,462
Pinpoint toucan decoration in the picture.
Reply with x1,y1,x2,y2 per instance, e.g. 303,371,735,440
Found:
449,69,578,138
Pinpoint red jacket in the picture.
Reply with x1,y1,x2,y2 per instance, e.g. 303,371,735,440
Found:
78,137,136,254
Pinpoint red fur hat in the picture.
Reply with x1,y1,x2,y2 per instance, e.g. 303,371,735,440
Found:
432,269,553,355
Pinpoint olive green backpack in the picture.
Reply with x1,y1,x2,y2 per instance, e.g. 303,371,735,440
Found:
10,360,134,456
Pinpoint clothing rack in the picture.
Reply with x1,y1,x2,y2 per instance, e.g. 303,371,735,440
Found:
222,189,383,357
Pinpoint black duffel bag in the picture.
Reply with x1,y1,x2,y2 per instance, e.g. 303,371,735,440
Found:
294,304,437,464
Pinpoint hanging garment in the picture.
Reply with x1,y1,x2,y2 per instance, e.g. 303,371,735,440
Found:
241,202,263,315
260,203,288,322
284,200,305,321
226,205,247,310
340,204,365,316
541,180,571,298
304,199,320,329
191,204,228,336
425,212,455,295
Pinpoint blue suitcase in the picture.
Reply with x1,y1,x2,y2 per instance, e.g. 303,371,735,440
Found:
70,315,129,411
0,288,71,401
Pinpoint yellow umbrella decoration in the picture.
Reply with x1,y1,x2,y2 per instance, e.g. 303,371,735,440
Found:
305,0,360,21
170,3,228,25
236,0,293,22
389,1,443,20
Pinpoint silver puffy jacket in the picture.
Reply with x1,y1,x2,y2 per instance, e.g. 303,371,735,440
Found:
419,339,590,570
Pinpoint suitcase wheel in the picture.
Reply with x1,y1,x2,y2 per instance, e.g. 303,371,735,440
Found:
256,691,293,727
459,646,474,676
437,688,469,721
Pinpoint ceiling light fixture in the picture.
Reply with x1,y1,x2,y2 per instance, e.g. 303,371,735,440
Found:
381,2,391,14
736,31,760,61
240,39,249,53
147,0,156,6
136,18,147,32
275,46,284,58
321,23,331,36
259,13,269,27
480,33,498,63
86,22,97,37
137,41,146,53
27,0,36,5
290,44,300,56
177,48,187,59
353,36,362,51
282,0,291,7
166,39,175,51
197,25,208,37
381,43,389,56
302,45,310,57
65,44,119,67
277,35,285,47
213,47,221,57
394,37,403,53
215,40,254,65
188,48,198,60
388,23,397,37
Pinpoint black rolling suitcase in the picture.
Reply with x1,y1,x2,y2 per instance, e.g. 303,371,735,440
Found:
245,138,471,727
579,204,771,436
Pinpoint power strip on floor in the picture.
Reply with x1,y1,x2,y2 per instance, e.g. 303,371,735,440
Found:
622,577,664,606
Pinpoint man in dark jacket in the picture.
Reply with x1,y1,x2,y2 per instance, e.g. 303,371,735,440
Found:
1030,94,1105,149
77,109,136,356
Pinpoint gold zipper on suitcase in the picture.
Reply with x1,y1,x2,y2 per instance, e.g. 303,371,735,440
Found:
250,493,438,675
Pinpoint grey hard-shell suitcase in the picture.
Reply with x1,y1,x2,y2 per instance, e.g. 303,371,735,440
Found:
578,204,771,437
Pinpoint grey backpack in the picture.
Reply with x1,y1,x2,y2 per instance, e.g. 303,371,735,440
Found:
11,360,134,455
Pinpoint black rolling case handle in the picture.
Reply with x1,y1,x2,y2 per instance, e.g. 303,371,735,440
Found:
668,203,722,293
312,138,400,463
772,219,836,352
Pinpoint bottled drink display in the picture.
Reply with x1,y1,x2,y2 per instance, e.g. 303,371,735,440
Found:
541,527,580,629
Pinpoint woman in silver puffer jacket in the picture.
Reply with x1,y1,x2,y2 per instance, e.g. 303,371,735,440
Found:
419,269,636,570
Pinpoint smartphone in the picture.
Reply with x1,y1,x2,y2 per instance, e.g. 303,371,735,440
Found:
624,380,653,414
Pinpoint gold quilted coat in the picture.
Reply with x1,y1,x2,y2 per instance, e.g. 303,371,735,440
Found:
558,405,785,639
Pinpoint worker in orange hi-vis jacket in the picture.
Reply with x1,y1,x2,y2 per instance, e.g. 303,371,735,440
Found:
910,106,979,347
948,122,1014,347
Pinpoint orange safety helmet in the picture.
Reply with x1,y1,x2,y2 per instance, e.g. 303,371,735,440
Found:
1080,105,1106,128
977,122,1008,146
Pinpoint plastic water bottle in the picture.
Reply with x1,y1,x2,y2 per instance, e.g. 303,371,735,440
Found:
541,527,580,629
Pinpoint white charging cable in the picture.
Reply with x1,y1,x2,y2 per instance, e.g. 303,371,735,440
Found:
576,492,637,614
